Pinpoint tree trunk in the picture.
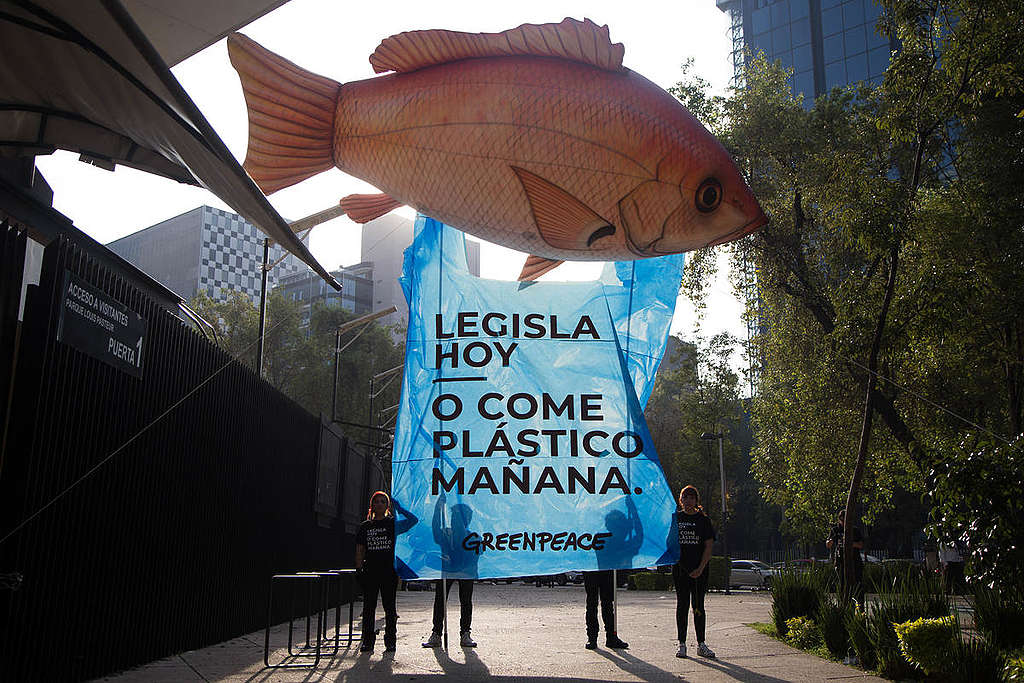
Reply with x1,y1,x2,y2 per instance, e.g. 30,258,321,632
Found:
843,244,900,595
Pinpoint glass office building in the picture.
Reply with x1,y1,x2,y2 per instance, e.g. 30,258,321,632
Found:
717,0,893,101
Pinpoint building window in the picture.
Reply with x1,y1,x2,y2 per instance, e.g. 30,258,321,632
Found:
770,1,789,26
793,43,813,73
791,17,812,46
844,25,867,56
771,24,791,55
845,52,869,83
842,1,866,30
825,60,846,88
792,70,815,100
822,5,843,36
823,33,845,64
751,5,771,35
868,45,890,79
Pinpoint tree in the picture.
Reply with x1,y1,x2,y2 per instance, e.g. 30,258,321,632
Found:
188,291,404,451
646,333,780,554
673,0,1024,563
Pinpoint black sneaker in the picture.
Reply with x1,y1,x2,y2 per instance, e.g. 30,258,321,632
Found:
360,642,374,653
384,643,396,653
606,635,629,649
585,638,598,650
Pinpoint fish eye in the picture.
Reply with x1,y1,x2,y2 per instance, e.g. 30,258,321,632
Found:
695,178,723,213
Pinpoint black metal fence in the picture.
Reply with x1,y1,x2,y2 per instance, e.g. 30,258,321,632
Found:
0,230,383,681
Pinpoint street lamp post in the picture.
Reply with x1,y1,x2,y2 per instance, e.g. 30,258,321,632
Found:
701,430,729,594
255,202,348,376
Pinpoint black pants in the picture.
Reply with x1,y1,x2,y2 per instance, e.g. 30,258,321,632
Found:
584,570,615,639
361,569,398,646
432,579,474,633
673,564,708,642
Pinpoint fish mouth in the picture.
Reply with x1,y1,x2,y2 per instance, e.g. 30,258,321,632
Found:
705,211,768,248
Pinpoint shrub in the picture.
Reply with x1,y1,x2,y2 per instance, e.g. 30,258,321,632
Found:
926,433,1024,591
816,595,851,659
946,634,1007,683
707,556,731,591
1006,655,1024,681
770,565,828,638
893,616,955,674
628,571,674,591
867,608,920,679
973,585,1024,650
784,616,822,649
866,575,950,679
846,607,877,671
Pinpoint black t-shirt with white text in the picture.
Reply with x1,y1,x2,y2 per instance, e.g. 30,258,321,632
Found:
356,517,396,572
677,510,716,573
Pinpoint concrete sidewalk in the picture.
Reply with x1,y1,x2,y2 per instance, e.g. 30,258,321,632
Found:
97,584,885,682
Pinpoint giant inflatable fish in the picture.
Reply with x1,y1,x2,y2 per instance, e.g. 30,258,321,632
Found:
228,18,766,280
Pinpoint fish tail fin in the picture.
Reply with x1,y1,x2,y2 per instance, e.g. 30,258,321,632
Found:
227,33,340,194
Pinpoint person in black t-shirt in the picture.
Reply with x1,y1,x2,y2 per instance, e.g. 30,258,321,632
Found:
671,485,716,660
826,509,864,605
355,491,417,653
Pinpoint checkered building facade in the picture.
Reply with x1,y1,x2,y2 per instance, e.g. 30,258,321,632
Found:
108,205,306,305
199,207,304,304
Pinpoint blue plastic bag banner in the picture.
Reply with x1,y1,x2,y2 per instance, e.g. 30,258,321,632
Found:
391,216,684,579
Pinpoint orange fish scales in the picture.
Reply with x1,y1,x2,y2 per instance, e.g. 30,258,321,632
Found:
228,20,766,266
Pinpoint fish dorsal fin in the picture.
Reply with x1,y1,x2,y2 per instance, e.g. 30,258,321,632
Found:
341,193,404,223
511,166,613,251
518,255,565,282
369,18,625,74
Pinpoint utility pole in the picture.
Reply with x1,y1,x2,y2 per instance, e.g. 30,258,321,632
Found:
702,430,729,594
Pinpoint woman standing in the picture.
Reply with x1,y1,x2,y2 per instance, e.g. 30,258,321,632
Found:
354,491,401,653
672,485,717,659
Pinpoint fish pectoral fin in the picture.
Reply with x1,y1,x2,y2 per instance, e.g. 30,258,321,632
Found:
518,255,565,282
511,166,611,251
340,193,404,223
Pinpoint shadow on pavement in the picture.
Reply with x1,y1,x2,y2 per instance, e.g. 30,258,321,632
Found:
431,642,492,678
594,647,679,682
690,655,791,682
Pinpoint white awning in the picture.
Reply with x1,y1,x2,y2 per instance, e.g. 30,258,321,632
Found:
0,0,339,288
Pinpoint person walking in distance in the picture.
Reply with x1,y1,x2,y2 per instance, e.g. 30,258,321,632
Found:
672,485,716,659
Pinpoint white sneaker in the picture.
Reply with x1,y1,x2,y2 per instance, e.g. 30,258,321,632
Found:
422,632,442,648
460,630,477,647
676,642,688,658
697,642,716,659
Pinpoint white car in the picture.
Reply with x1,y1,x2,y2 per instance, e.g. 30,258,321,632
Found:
730,560,776,589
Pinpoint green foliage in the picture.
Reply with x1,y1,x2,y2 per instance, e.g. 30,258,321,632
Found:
846,607,877,671
644,334,781,553
865,575,950,679
893,615,956,675
784,616,822,650
1006,655,1024,682
946,635,1008,683
972,585,1024,650
627,571,674,591
669,0,1024,547
770,565,828,637
816,595,852,660
927,435,1024,591
188,292,403,445
706,556,731,591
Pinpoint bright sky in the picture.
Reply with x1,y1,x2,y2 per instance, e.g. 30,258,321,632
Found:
34,0,745,348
